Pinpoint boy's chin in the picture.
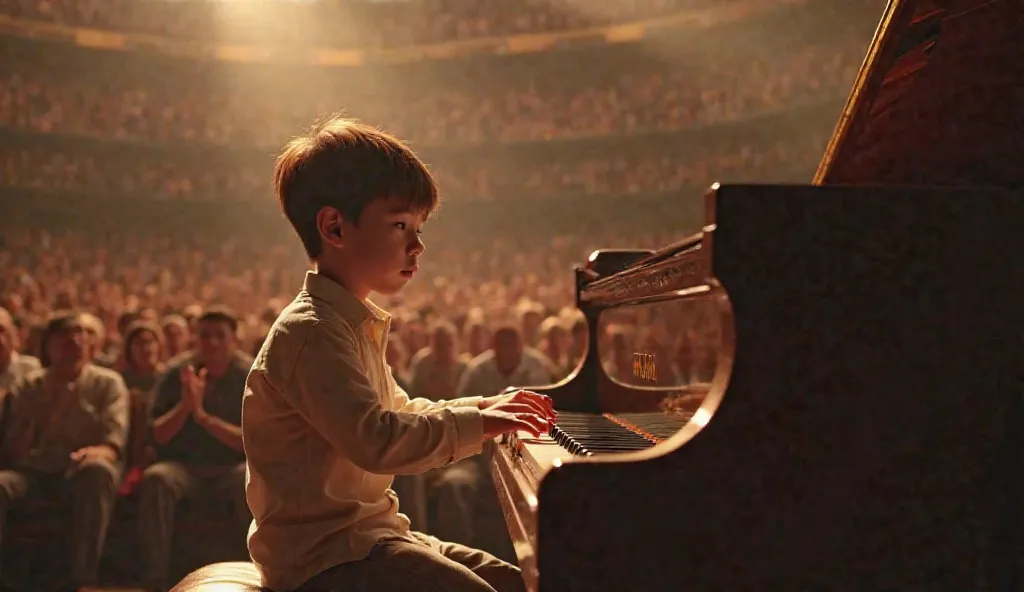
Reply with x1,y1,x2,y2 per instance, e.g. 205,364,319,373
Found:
373,278,410,296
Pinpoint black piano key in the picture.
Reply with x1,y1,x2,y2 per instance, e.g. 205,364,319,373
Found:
550,412,661,455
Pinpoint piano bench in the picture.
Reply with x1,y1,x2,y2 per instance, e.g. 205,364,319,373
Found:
170,561,267,592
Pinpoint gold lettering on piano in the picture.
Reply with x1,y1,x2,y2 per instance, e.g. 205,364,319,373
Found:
632,352,657,382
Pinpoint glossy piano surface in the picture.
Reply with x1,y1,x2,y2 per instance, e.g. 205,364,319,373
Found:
490,183,1024,591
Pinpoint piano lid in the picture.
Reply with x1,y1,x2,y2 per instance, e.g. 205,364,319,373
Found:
815,0,1024,187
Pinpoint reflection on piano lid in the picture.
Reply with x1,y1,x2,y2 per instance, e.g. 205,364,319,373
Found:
490,181,1024,592
816,0,1024,186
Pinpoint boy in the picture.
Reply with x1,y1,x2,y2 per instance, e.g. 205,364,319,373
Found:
243,117,556,592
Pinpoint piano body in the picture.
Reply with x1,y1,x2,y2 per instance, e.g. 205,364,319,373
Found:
490,0,1024,590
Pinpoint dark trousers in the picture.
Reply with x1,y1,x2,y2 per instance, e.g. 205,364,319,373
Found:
0,460,121,587
301,532,525,592
137,460,249,592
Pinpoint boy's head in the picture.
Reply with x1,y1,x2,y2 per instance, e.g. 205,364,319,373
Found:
275,116,438,299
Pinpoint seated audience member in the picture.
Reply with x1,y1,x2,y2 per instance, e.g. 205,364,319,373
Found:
409,321,468,401
396,321,470,530
459,326,553,398
537,316,573,380
137,307,249,592
0,306,40,402
160,315,191,361
120,320,166,398
425,325,552,545
80,312,118,368
0,311,129,589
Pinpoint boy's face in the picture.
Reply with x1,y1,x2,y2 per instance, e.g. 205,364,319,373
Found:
335,197,427,298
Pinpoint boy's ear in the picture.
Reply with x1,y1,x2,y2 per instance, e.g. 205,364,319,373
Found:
317,207,345,248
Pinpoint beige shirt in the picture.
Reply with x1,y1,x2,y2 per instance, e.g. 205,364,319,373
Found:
0,353,41,428
3,363,130,474
243,272,485,591
0,352,41,394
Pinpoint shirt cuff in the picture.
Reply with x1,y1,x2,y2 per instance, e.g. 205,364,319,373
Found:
446,405,484,462
451,395,484,409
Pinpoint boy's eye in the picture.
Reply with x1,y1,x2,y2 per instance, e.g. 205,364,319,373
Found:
395,222,407,230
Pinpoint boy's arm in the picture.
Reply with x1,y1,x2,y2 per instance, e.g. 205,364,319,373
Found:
393,365,484,413
278,324,484,475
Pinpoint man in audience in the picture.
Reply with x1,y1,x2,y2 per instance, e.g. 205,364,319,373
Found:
0,311,129,589
0,307,39,396
409,321,469,401
397,321,471,530
160,314,191,361
428,325,553,546
567,312,589,369
80,312,117,368
137,306,249,592
459,326,553,398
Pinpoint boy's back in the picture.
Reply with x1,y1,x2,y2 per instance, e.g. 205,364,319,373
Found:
245,272,488,590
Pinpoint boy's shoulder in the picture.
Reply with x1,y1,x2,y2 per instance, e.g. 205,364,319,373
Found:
255,292,359,380
262,295,320,351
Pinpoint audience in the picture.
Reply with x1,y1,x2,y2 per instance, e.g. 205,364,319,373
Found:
0,26,865,148
138,307,248,592
0,0,771,48
0,311,129,589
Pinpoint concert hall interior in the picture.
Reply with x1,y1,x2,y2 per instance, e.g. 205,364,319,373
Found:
0,0,1021,590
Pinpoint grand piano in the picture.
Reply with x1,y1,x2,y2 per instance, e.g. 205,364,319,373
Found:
489,0,1024,590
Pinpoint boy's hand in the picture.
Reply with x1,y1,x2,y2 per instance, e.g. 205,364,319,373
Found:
481,399,552,439
480,389,557,424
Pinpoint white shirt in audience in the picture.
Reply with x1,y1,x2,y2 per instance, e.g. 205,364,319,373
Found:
456,348,552,398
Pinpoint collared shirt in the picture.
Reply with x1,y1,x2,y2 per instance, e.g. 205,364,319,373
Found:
0,353,41,428
243,271,485,591
0,352,41,395
456,348,554,399
2,363,129,474
150,354,248,466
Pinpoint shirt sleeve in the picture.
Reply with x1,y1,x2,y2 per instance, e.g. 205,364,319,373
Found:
99,373,131,457
0,378,36,462
393,368,483,414
278,323,484,475
150,366,182,418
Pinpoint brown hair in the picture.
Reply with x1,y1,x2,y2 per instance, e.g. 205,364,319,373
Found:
123,321,164,369
274,116,439,259
40,310,81,368
197,306,239,334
